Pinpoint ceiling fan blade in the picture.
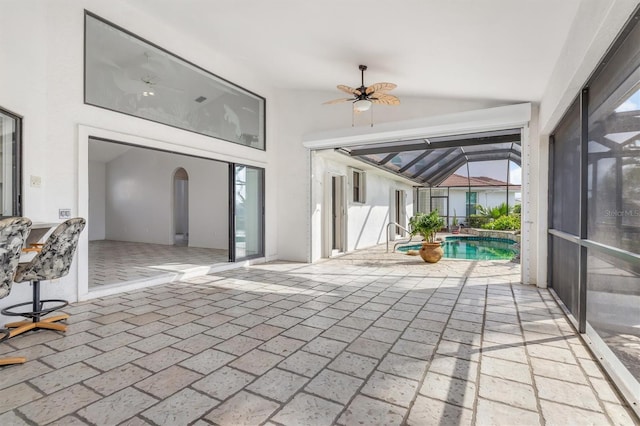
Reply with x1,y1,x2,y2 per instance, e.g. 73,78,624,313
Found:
366,82,397,95
323,98,353,105
370,93,400,105
337,85,362,96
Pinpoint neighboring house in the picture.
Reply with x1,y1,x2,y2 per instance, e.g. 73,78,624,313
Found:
417,174,521,227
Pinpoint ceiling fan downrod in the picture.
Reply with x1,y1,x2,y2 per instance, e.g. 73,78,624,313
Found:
358,65,367,98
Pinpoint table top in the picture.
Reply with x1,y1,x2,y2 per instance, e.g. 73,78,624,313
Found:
26,222,59,245
31,222,59,229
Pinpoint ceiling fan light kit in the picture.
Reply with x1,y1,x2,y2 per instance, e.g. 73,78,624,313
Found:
353,99,372,112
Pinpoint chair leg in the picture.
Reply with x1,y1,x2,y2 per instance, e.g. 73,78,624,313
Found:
0,357,27,366
3,280,70,337
32,279,42,323
4,320,32,328
7,317,69,337
8,323,36,338
42,313,70,323
34,322,67,332
0,329,27,365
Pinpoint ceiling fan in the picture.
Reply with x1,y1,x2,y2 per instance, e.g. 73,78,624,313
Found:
324,65,400,112
95,51,182,97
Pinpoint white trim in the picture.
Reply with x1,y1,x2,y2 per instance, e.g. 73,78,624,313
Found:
549,287,640,418
521,121,539,286
78,126,90,302
80,125,267,169
77,124,269,300
80,257,266,301
585,323,640,419
323,172,347,258
302,103,532,150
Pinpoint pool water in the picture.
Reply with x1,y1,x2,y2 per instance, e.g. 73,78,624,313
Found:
397,237,518,260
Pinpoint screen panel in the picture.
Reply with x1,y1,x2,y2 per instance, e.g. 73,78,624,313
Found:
587,250,640,381
551,98,581,236
550,236,580,316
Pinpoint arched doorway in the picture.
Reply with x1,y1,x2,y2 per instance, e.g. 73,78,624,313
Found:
173,167,189,246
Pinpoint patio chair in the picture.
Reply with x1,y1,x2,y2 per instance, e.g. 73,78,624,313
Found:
2,218,85,337
0,217,32,365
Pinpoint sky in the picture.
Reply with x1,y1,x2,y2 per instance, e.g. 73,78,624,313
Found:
615,88,640,113
454,160,522,185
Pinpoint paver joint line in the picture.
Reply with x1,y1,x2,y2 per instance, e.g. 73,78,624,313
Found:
1,246,636,425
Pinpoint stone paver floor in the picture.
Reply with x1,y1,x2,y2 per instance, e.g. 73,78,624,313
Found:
1,245,638,425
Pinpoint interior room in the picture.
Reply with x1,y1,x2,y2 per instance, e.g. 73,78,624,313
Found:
88,138,229,289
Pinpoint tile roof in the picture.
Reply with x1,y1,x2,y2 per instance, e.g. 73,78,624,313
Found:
438,174,521,189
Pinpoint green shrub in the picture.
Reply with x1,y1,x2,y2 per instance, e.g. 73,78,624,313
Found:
476,202,512,219
513,204,521,214
481,215,521,231
469,215,491,228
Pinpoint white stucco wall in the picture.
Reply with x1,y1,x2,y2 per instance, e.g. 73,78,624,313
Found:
88,161,106,241
310,152,415,260
104,148,228,249
446,188,519,226
0,0,278,316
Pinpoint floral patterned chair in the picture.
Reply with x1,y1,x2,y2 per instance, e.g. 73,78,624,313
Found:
0,217,32,366
2,217,85,337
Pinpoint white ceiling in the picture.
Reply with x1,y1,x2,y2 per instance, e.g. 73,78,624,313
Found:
123,0,582,102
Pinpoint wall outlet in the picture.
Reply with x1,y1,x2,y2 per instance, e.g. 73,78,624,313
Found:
30,175,42,188
59,209,72,219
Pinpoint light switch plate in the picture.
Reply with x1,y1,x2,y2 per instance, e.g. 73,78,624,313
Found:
59,209,71,219
30,175,42,187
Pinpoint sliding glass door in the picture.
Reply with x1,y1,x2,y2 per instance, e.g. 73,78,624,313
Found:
230,164,264,261
548,6,640,412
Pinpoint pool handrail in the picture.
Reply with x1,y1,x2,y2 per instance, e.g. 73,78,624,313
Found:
386,222,418,253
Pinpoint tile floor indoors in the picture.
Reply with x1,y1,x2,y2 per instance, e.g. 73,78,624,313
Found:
1,245,638,425
89,240,228,288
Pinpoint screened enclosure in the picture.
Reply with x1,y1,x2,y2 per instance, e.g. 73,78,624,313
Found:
338,128,522,228
549,6,640,408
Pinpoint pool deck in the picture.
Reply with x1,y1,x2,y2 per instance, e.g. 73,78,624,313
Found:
0,244,637,425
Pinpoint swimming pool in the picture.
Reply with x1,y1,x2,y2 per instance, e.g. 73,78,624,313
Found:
397,236,518,260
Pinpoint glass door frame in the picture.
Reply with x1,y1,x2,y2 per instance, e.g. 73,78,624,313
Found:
0,106,23,217
430,194,450,225
228,163,265,262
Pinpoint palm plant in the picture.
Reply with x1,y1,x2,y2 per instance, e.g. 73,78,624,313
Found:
475,202,512,220
409,210,444,243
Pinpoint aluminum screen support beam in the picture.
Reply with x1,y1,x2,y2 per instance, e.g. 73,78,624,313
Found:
578,87,589,334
